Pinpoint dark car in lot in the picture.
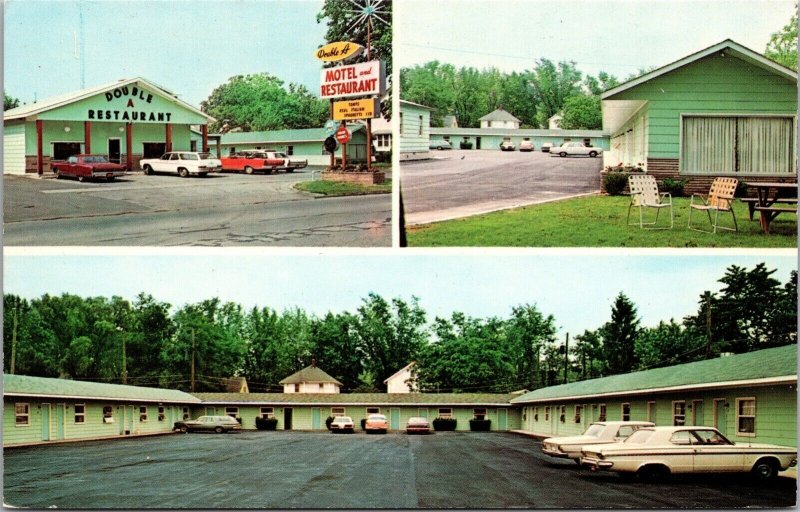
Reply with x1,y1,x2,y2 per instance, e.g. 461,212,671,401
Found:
52,154,126,182
173,415,242,434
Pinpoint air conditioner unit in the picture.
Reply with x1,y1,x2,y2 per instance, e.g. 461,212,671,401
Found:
103,417,115,423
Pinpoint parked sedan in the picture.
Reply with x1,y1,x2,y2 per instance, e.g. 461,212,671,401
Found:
330,416,355,433
541,142,554,153
406,417,431,434
519,140,534,152
499,140,516,151
173,415,242,434
552,142,603,158
581,426,797,482
542,421,654,462
365,413,389,434
429,140,452,150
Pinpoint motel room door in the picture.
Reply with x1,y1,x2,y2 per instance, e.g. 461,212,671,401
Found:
108,139,121,163
312,408,321,430
498,409,507,431
41,403,51,441
390,409,400,430
284,408,293,430
55,404,66,440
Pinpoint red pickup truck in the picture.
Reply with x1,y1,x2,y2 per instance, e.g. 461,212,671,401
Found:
52,154,127,182
220,151,286,174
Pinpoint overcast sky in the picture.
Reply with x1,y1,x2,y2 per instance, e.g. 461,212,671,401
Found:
4,251,795,339
395,0,795,78
4,0,328,106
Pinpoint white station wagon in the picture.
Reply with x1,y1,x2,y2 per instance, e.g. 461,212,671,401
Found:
581,426,797,482
542,421,654,462
140,151,222,177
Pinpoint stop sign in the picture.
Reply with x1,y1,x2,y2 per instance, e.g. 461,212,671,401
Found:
335,125,351,144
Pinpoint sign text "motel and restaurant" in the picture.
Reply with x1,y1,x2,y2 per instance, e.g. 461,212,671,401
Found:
319,61,385,100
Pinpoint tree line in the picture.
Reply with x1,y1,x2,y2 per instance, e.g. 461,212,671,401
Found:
3,264,795,393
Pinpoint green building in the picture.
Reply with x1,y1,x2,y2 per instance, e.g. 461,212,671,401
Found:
4,346,795,448
209,125,368,166
601,39,797,194
511,345,797,447
399,100,433,161
3,374,200,446
3,77,214,175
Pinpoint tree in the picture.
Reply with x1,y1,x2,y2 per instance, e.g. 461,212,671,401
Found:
309,312,364,391
505,304,557,389
765,10,798,70
316,0,392,74
559,94,602,130
599,293,640,374
4,93,19,111
572,330,602,379
399,61,456,126
529,59,583,128
634,320,705,371
201,74,328,132
354,294,427,390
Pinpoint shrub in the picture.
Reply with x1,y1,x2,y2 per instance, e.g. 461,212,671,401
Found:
661,177,688,197
255,417,278,431
432,417,457,431
375,150,392,163
459,141,473,150
325,416,335,430
360,418,367,430
469,419,491,432
603,172,629,196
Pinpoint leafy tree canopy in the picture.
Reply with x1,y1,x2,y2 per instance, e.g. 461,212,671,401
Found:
765,9,798,70
4,93,20,111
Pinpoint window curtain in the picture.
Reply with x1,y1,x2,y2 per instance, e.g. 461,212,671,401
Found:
681,117,736,174
682,116,796,175
738,117,795,174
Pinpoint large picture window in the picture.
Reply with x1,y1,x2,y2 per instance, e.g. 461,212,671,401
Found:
681,115,796,175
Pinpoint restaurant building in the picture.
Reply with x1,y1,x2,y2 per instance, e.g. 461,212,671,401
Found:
3,77,215,175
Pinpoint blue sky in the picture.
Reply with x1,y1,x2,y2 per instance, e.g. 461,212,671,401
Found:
4,0,329,106
395,0,796,78
4,252,796,338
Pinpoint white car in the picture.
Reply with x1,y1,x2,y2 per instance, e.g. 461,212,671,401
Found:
552,142,603,158
140,151,222,177
330,416,355,433
541,142,554,153
263,151,308,172
519,140,534,152
581,426,798,482
500,140,516,151
542,421,654,462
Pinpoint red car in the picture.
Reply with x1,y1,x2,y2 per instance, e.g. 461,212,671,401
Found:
52,154,126,182
220,151,286,174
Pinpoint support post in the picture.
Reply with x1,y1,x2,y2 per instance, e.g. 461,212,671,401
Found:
125,122,133,171
366,118,373,171
341,120,347,171
201,124,209,153
84,121,91,154
36,120,43,175
165,123,173,153
329,100,335,169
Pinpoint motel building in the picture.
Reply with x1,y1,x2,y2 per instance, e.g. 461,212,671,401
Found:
3,345,795,448
3,77,215,175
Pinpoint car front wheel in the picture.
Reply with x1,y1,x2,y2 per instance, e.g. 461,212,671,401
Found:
143,165,153,175
180,425,188,433
214,426,224,434
559,152,567,157
589,151,598,157
245,166,254,175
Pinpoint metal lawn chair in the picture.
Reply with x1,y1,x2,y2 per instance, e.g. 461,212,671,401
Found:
627,174,673,229
688,177,738,233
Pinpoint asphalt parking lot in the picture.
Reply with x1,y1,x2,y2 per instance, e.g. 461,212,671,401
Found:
4,432,795,508
3,169,391,246
400,149,602,225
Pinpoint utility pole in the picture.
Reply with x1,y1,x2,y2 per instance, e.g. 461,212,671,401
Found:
10,297,18,375
703,291,713,357
563,333,570,385
121,333,127,385
190,329,196,392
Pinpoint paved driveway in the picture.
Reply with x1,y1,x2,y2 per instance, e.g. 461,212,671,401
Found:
3,171,391,246
4,432,794,508
400,150,602,225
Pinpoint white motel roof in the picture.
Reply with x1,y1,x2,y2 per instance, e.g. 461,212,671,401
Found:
4,77,215,123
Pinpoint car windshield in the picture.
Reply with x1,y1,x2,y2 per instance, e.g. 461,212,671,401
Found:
624,430,654,444
335,417,353,423
84,156,109,163
368,414,386,421
582,424,605,437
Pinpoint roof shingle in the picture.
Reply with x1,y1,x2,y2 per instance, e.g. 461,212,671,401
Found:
3,374,201,403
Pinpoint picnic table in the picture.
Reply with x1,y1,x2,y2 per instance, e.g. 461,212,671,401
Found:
742,181,798,234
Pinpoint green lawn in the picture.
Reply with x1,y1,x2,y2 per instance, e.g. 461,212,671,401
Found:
295,179,392,196
406,195,798,248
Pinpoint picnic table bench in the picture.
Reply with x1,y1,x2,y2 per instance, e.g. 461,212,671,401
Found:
742,182,798,234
